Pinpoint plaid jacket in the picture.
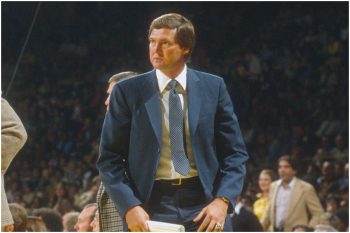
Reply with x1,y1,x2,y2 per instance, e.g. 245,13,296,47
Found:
97,183,123,231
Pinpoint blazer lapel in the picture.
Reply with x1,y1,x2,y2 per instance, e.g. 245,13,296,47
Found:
143,69,201,147
143,71,162,147
187,69,201,139
286,178,303,218
271,182,279,226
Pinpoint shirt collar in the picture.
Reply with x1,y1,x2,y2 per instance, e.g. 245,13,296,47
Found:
234,202,243,215
156,65,187,93
277,177,296,189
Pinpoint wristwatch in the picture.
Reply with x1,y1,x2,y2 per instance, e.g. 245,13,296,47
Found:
218,196,230,205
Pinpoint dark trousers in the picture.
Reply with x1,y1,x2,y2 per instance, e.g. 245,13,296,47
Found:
146,177,232,232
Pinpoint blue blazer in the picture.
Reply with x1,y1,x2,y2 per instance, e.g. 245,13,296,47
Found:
97,68,249,219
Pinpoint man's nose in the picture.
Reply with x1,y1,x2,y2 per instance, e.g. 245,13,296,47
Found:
154,43,162,54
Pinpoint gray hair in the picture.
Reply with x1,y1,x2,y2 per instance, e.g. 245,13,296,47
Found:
108,71,138,84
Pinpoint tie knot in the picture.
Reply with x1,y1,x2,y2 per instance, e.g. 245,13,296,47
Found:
169,80,177,91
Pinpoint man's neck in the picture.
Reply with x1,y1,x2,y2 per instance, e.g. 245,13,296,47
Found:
281,177,294,188
160,63,186,79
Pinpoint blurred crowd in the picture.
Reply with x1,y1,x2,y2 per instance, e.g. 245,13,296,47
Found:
2,2,348,232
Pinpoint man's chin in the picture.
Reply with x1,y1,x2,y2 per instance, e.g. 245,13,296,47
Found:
152,63,162,69
281,177,292,183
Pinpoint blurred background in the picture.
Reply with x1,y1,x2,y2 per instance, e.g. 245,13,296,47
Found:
1,1,348,229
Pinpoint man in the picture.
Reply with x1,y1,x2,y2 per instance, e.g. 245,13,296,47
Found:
97,13,248,232
316,160,337,200
331,134,348,162
26,216,47,232
97,71,138,232
1,98,28,232
231,195,263,231
261,155,324,231
74,203,97,232
76,176,100,210
104,72,139,111
62,211,79,232
90,209,100,232
32,207,63,232
8,203,28,232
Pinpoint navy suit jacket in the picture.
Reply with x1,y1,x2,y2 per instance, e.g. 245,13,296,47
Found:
97,68,249,219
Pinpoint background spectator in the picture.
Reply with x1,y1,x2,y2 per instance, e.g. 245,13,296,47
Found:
232,195,263,231
253,169,276,221
90,209,99,232
50,182,73,216
8,203,28,232
74,203,97,232
32,208,63,232
26,216,47,232
62,211,79,232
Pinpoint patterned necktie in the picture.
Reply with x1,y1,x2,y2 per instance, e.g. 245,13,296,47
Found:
168,80,190,176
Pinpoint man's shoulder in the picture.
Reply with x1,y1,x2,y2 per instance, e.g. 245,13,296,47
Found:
118,71,154,85
271,179,280,187
295,177,315,190
267,180,279,197
188,68,224,82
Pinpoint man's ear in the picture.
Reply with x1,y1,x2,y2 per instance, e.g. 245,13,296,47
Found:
182,48,190,56
293,169,297,176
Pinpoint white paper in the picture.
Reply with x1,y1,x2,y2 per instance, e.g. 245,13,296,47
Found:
147,220,185,232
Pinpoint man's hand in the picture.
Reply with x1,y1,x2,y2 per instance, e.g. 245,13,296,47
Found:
193,198,229,232
125,205,150,232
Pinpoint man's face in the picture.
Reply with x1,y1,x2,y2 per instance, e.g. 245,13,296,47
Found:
321,161,332,176
149,28,189,76
74,207,96,232
278,160,296,183
105,81,117,111
62,215,69,231
90,210,100,232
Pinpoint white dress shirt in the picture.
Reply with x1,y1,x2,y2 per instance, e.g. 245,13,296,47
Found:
275,177,296,229
155,65,197,179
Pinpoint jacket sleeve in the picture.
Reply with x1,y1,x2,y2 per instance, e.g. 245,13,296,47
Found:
213,78,249,208
305,184,324,228
96,84,141,219
1,98,27,227
1,98,27,173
